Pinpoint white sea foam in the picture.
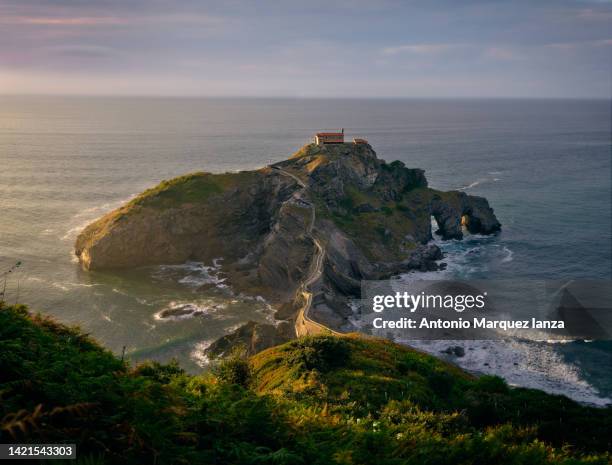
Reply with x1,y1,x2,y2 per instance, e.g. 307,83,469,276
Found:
224,322,246,333
459,180,483,190
501,246,514,263
384,225,610,405
400,239,489,283
154,300,227,321
191,340,214,367
62,195,136,241
52,281,101,291
154,260,227,289
405,339,611,406
410,222,515,281
62,221,93,241
347,299,367,330
72,196,137,219
52,282,70,292
458,175,501,191
143,321,157,331
72,202,116,218
260,302,278,324
352,294,610,404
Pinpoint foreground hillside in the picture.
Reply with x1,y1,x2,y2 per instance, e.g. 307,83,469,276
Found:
1,303,610,464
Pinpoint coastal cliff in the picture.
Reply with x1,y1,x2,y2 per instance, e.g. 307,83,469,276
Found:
75,142,500,352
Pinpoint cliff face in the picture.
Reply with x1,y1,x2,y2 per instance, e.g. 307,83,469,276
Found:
75,142,500,345
75,170,307,301
76,171,296,270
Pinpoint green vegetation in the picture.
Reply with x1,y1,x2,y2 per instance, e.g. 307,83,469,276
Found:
129,172,224,208
289,143,323,160
128,171,258,209
75,170,256,253
317,185,425,261
1,303,611,464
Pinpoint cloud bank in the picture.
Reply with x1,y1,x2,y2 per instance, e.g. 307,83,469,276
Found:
0,0,610,98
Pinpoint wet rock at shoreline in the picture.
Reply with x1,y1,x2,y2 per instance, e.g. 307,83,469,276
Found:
441,346,466,357
205,321,293,358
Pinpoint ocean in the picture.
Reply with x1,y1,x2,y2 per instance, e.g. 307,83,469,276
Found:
0,96,610,404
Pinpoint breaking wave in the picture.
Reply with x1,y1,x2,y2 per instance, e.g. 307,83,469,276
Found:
154,301,227,321
62,196,135,241
457,174,501,191
153,260,227,289
191,340,214,367
406,339,611,406
384,223,611,405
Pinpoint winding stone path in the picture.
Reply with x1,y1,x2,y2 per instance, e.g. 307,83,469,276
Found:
271,166,341,337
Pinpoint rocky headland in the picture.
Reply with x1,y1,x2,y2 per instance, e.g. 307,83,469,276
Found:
75,142,500,355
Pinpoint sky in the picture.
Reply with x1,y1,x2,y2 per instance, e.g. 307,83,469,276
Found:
0,0,611,98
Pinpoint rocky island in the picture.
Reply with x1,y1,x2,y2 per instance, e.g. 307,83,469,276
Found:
75,142,500,355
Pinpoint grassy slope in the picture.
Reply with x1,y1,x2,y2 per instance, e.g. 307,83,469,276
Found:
319,186,431,260
128,171,259,210
76,170,257,252
1,303,610,465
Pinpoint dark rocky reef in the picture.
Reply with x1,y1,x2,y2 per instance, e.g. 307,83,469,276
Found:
205,320,293,358
75,142,500,354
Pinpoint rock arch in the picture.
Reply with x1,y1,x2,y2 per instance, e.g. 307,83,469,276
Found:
430,192,501,240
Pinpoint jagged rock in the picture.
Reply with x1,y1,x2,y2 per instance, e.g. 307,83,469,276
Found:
355,203,378,213
441,346,466,357
275,300,300,320
375,243,443,275
430,191,501,240
323,292,353,318
205,321,292,358
373,160,427,201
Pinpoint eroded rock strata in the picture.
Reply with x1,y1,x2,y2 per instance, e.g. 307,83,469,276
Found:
76,143,500,355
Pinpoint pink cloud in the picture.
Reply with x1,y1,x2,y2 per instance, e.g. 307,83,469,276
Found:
1,16,128,26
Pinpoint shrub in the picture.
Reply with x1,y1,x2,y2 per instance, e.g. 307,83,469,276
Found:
381,206,394,216
474,375,509,394
133,359,185,384
2,305,611,464
337,195,355,213
427,370,455,398
284,336,350,372
213,349,251,387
